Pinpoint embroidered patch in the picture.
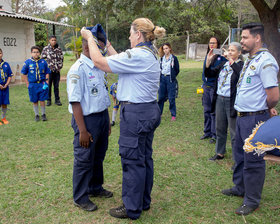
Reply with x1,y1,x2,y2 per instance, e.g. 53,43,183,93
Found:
263,63,273,70
71,79,77,84
69,74,80,79
88,72,95,79
125,50,132,59
246,77,251,84
250,65,256,70
91,86,98,96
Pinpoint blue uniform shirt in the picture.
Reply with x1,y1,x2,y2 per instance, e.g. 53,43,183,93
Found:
107,47,160,103
235,50,279,112
161,55,172,75
67,54,111,115
21,58,51,83
217,61,233,97
0,60,13,85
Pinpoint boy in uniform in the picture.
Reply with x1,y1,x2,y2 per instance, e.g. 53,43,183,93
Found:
21,46,51,121
0,48,13,125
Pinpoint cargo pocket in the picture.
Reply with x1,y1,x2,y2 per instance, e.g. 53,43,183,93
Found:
118,135,139,160
137,118,160,133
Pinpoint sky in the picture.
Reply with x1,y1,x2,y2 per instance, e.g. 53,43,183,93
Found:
44,0,66,10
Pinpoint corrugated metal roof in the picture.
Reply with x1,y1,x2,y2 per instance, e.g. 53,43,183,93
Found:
0,10,73,27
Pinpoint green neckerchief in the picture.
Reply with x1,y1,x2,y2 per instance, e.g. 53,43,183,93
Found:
236,48,268,89
31,57,41,82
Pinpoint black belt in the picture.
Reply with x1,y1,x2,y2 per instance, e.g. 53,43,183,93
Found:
120,100,157,105
237,110,268,117
162,74,170,76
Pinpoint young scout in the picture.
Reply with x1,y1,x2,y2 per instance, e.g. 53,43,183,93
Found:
21,46,51,122
0,48,13,125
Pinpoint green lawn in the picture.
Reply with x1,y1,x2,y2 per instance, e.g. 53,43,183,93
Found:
1,55,280,223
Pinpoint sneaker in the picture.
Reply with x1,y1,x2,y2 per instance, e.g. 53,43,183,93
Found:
200,134,210,140
55,100,62,106
209,154,224,161
109,204,128,219
111,121,115,126
35,115,40,122
222,188,244,197
89,188,113,198
46,100,51,106
209,138,216,144
1,117,9,124
235,204,258,216
41,114,47,121
74,200,97,212
171,116,176,121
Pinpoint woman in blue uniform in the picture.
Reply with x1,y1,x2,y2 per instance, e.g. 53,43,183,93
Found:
81,18,166,220
158,43,180,121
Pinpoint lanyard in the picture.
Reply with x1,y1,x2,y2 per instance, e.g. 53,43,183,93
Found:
31,58,41,82
136,41,158,60
236,48,268,89
0,60,5,82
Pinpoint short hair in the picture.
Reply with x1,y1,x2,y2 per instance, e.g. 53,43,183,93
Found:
31,46,41,52
242,22,264,41
159,43,174,58
0,48,2,53
49,35,57,40
131,18,166,41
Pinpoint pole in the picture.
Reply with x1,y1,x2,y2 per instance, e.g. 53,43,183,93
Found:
186,30,189,61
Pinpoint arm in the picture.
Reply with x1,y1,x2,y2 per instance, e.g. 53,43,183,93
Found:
3,77,11,89
205,58,226,78
106,40,117,56
46,74,49,85
81,27,112,73
231,61,243,77
72,102,93,148
265,86,279,109
23,74,29,87
174,56,180,76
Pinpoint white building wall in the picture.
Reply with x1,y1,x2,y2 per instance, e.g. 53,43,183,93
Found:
0,0,12,11
0,17,35,83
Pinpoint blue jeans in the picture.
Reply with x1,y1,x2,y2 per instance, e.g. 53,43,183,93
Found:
215,95,236,157
202,86,216,138
158,75,176,117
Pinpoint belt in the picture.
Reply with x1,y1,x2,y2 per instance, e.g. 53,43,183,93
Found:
120,101,134,105
237,110,268,117
162,74,170,76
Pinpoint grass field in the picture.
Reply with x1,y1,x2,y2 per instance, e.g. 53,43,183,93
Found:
1,55,280,224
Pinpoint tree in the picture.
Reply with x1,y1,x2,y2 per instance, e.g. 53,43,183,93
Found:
249,0,280,71
12,0,47,15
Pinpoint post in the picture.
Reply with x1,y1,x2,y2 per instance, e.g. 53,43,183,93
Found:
186,30,189,61
53,24,55,36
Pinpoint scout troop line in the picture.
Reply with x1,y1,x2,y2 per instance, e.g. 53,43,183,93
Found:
0,19,279,220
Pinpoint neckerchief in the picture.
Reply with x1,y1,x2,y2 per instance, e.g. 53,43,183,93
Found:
31,57,41,82
236,48,268,89
136,41,158,59
219,62,232,90
92,36,108,56
0,60,5,82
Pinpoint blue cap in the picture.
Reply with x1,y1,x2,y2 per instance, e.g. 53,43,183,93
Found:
86,24,107,45
244,115,280,155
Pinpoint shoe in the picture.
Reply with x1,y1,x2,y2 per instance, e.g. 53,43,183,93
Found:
46,100,51,106
74,201,97,212
209,154,224,161
41,114,47,121
89,188,113,198
222,188,244,197
200,134,210,140
143,206,150,211
55,100,62,106
35,115,40,122
235,204,258,216
171,116,176,121
109,204,129,219
209,138,216,144
111,121,115,126
1,117,9,124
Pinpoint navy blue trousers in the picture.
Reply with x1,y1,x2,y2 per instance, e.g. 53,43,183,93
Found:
158,75,176,117
202,86,216,138
119,102,161,219
232,112,269,207
72,109,109,204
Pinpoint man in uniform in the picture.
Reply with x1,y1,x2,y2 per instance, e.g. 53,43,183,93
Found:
67,24,113,211
222,23,279,215
42,36,64,106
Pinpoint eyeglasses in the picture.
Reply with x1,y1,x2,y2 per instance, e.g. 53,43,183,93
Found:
32,51,40,53
209,42,217,45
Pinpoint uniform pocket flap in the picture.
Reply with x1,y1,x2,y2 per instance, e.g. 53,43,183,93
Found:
118,136,138,160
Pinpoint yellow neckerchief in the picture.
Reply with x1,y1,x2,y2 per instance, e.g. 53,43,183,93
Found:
31,57,41,82
236,48,268,89
0,60,5,82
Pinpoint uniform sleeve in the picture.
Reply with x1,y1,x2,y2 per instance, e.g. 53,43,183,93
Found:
44,60,51,74
259,58,279,89
107,49,147,74
41,47,47,59
67,68,82,103
6,63,13,77
21,61,29,75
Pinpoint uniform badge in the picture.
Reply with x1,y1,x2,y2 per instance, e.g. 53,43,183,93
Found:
125,50,132,59
42,69,44,73
30,70,34,74
71,80,77,84
88,72,95,79
246,77,251,84
250,65,256,70
69,74,80,79
91,85,98,96
263,63,273,70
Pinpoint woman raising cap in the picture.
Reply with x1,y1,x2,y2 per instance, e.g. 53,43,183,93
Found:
81,18,166,220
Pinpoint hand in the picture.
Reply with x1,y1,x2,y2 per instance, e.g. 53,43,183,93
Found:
206,49,215,68
26,82,29,88
0,85,3,90
79,130,93,148
222,48,228,59
269,108,278,117
80,27,93,41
